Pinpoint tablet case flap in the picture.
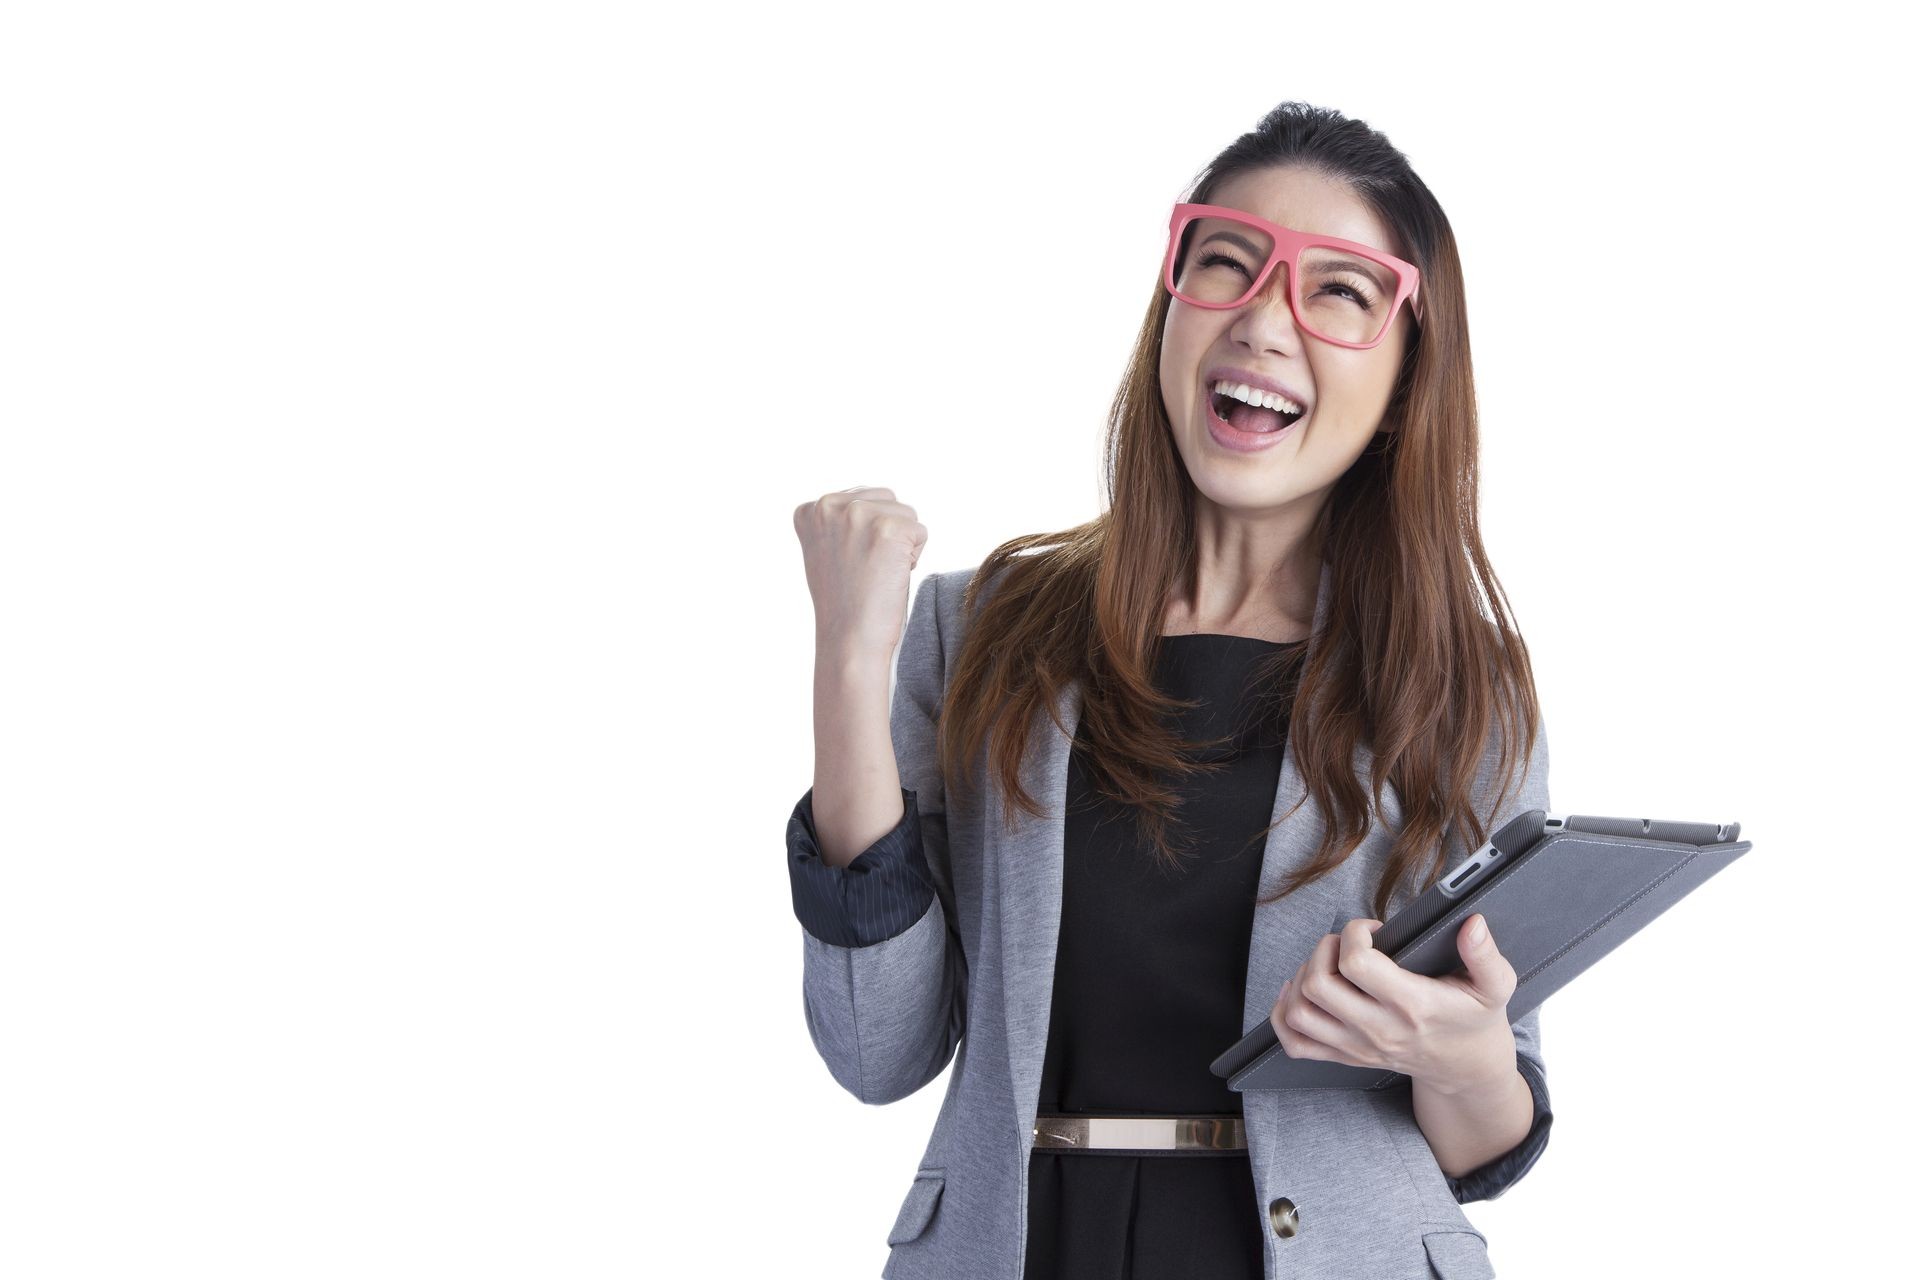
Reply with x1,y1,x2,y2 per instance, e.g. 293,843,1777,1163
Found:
1218,828,1752,1091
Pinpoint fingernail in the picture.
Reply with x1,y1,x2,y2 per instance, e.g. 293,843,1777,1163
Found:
1469,917,1488,944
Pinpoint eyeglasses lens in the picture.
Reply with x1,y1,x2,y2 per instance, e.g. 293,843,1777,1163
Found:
1172,216,1399,346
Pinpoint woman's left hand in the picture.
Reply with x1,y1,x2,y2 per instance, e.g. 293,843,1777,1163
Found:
1267,915,1518,1095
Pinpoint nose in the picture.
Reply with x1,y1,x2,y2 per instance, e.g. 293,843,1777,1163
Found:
1232,264,1304,346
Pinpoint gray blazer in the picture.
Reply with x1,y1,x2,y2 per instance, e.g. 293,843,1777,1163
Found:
798,559,1552,1280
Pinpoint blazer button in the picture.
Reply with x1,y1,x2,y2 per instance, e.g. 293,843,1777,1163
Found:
1268,1197,1300,1238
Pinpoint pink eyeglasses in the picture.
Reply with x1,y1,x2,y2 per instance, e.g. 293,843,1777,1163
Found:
1163,202,1423,350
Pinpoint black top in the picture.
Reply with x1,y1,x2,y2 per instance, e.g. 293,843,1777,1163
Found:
1022,633,1298,1280
782,634,1554,1263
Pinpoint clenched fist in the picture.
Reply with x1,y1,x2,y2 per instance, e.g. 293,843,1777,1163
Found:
793,486,929,665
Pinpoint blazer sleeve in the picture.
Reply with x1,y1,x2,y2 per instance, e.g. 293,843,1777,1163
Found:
1446,711,1556,1204
789,570,968,1106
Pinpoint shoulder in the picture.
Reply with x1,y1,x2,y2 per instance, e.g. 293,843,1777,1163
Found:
930,564,980,597
925,563,992,642
897,568,982,686
1465,697,1550,820
1454,614,1547,784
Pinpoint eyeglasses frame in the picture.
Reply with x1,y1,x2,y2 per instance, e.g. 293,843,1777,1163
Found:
1162,202,1424,350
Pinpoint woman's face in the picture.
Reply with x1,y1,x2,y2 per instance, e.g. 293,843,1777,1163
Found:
1159,166,1414,523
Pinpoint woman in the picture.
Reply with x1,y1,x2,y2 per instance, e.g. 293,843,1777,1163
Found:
787,101,1554,1280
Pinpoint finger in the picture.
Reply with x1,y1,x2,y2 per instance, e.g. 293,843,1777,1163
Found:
1272,979,1341,1062
1298,930,1373,1025
1275,978,1376,1067
1333,918,1414,1004
1318,922,1416,1053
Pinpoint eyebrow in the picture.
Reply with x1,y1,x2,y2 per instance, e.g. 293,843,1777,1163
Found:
1196,229,1266,257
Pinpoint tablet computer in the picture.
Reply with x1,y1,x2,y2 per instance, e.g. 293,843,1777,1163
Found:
1208,809,1753,1091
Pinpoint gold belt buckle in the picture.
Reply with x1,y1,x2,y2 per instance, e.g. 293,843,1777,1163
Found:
1032,1114,1246,1151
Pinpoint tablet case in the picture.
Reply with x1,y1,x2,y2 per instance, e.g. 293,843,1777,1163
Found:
1209,810,1753,1091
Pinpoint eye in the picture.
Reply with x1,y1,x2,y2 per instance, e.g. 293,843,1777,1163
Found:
1196,250,1254,278
1315,278,1378,310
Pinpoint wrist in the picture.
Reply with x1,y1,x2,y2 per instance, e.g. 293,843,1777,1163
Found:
815,644,894,687
1418,1034,1522,1099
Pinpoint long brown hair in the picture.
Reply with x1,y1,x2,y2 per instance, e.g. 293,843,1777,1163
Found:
934,101,1540,923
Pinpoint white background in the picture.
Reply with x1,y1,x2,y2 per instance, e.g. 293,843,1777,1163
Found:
3,1,1912,1276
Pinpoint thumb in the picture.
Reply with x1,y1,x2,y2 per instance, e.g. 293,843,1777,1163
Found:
1456,914,1502,985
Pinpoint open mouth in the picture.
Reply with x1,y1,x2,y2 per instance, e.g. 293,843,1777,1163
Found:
1210,390,1304,434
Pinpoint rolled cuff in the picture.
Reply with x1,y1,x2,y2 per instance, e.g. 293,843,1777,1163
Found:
786,785,937,947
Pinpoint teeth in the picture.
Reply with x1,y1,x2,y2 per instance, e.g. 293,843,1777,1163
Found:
1213,380,1305,416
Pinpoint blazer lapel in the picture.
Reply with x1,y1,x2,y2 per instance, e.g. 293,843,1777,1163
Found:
994,559,1340,1150
1241,559,1344,1038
